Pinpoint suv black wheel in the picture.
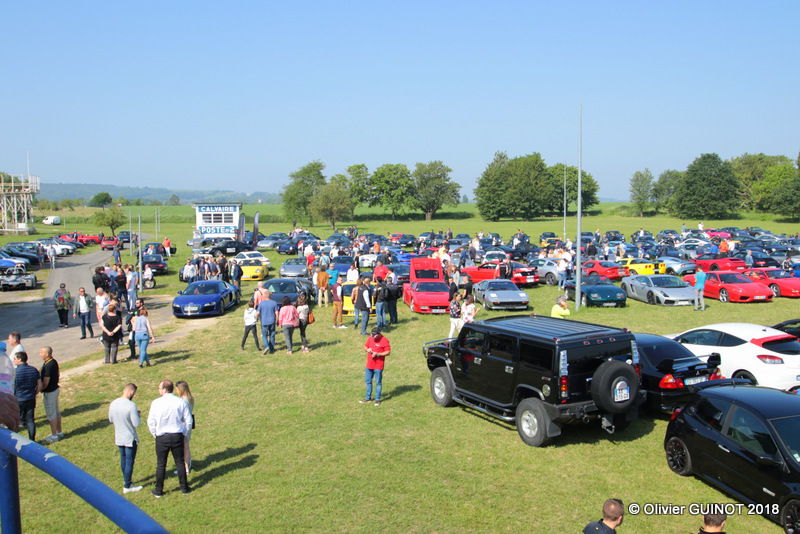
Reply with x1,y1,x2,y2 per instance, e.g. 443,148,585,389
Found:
430,367,454,407
665,436,693,476
515,398,551,447
590,360,639,414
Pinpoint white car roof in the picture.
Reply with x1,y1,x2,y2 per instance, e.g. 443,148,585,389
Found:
683,323,792,339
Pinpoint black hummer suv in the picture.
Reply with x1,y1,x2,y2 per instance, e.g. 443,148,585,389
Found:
423,315,646,446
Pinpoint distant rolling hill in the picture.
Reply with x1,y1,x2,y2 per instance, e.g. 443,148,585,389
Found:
39,183,281,205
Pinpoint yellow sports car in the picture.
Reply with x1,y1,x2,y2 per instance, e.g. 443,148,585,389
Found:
341,281,376,316
240,259,267,281
617,258,666,275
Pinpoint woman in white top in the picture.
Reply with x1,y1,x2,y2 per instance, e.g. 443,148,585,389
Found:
296,294,311,353
461,294,479,326
175,380,194,476
241,300,260,351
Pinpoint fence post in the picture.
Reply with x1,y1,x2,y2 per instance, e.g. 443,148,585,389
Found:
0,448,22,533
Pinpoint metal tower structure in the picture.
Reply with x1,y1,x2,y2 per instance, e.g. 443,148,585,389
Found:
0,172,39,235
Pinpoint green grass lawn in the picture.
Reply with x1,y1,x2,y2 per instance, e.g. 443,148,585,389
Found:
10,205,796,533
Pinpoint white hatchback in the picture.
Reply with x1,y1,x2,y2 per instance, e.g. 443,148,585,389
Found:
672,323,800,391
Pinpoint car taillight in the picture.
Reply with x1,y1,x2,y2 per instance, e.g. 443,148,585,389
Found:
670,407,682,421
709,369,724,380
757,355,784,364
633,362,641,380
559,375,568,401
659,374,684,389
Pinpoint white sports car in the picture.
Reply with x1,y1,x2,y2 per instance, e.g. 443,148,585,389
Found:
672,323,800,390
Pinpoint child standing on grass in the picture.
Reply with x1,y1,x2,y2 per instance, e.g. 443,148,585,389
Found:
241,300,261,351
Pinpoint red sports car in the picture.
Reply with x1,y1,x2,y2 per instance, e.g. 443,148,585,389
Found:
685,270,773,303
461,261,539,286
743,268,800,298
403,257,450,313
59,232,101,244
581,260,629,281
101,235,120,250
693,253,746,272
704,229,731,239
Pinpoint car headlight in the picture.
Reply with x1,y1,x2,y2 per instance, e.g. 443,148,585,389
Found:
518,293,527,297
488,293,497,298
616,293,625,299
590,293,600,299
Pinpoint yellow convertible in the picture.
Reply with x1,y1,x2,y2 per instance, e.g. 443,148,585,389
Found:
240,259,267,281
341,281,376,316
617,258,666,275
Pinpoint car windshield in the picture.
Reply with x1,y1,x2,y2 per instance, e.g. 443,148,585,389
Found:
719,273,751,284
766,270,792,279
637,339,699,366
333,256,354,264
185,282,219,294
416,282,449,292
598,262,619,268
285,258,305,266
510,262,527,270
266,282,297,293
583,275,613,285
762,338,800,355
485,281,519,291
241,260,260,266
143,255,162,262
651,276,687,288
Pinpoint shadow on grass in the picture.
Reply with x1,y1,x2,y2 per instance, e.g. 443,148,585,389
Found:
64,418,111,440
153,349,193,365
383,384,422,400
61,402,106,418
308,339,342,350
135,443,259,488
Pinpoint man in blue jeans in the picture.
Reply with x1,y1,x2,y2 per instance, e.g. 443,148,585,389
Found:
359,328,391,407
257,290,279,354
693,265,707,311
352,279,372,335
108,383,142,493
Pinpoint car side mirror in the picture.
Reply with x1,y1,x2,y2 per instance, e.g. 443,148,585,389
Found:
177,291,183,295
756,455,781,468
707,353,721,367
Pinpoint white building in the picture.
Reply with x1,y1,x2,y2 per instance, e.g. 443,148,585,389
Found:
192,203,242,239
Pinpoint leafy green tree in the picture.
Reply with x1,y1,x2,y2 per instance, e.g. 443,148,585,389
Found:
169,194,181,206
730,152,792,210
116,196,130,206
93,206,126,235
150,199,163,206
506,153,554,220
764,164,800,220
475,151,511,221
629,169,654,217
132,198,146,206
311,181,356,230
652,170,683,215
89,192,113,209
346,164,372,205
370,163,414,219
411,161,460,221
281,160,327,225
58,198,74,211
547,163,600,213
673,153,741,219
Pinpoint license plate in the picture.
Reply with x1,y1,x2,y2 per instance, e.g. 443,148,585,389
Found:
432,309,445,313
684,376,707,386
602,302,617,307
186,306,200,313
754,295,767,300
527,276,534,281
614,387,630,402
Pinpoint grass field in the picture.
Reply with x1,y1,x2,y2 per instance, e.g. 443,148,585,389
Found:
8,204,798,533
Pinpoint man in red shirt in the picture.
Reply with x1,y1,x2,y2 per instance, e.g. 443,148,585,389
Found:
359,327,391,407
372,261,389,283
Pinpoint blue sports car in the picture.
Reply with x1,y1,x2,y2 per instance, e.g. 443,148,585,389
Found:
263,278,311,306
172,280,241,317
564,274,627,308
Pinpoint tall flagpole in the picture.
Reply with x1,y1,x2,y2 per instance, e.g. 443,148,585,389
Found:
575,105,583,311
563,162,567,242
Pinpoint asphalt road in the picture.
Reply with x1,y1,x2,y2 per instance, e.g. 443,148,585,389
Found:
0,247,183,365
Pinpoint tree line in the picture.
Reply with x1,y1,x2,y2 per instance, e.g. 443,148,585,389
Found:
629,152,800,220
281,160,461,229
473,152,600,221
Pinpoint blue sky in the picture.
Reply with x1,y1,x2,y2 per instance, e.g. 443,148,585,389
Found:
2,1,798,200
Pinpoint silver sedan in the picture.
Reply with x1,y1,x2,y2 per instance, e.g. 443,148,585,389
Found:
473,279,529,311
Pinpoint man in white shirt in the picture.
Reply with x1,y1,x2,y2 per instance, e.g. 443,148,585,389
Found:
147,379,192,497
109,383,142,494
7,332,24,361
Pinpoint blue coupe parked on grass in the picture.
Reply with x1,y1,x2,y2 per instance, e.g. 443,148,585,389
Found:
172,280,241,318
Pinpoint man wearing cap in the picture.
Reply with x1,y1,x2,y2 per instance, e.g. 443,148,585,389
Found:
359,327,391,407
331,274,345,328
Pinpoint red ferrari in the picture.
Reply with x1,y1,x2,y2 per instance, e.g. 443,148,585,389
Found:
581,260,629,281
693,254,746,272
685,270,773,303
461,261,539,286
403,257,450,313
743,268,800,298
59,232,100,244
